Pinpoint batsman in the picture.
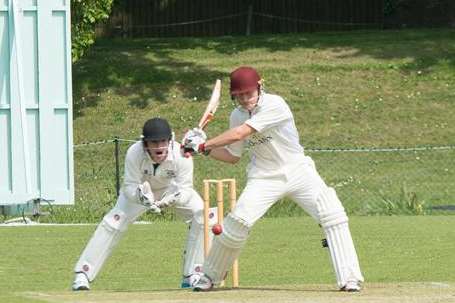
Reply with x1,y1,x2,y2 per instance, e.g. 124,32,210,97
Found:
182,66,364,291
72,118,214,290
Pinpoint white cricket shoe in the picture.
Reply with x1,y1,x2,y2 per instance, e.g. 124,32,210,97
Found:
181,274,201,288
192,273,213,292
72,272,90,291
340,280,361,292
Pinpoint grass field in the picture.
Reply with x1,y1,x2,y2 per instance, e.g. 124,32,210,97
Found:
48,28,455,222
4,29,454,302
73,29,455,147
1,216,454,302
14,283,455,303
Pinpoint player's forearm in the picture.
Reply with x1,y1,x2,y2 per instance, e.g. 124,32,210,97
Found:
122,181,141,201
205,124,254,150
205,129,240,149
209,147,240,164
122,163,142,200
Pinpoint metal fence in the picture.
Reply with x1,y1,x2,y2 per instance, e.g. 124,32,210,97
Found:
72,138,455,221
98,0,384,38
98,0,455,38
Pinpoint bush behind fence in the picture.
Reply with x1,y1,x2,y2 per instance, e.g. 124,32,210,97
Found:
98,0,455,38
53,138,455,223
100,0,384,38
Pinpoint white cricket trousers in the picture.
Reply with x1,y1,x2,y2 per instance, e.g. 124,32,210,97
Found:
233,157,327,224
224,156,364,287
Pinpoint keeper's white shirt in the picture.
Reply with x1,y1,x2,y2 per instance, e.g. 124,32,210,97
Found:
121,140,194,202
226,93,308,178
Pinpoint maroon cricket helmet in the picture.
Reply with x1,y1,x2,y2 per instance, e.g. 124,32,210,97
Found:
229,66,261,96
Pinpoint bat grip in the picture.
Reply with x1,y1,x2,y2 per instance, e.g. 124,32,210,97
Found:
199,114,214,130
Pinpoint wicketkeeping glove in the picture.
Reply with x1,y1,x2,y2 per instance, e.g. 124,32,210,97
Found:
155,190,182,209
136,181,162,214
148,204,162,214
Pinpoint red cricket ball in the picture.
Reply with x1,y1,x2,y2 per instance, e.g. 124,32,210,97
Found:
212,224,223,235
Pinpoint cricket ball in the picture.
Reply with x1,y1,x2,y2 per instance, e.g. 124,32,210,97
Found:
212,224,223,235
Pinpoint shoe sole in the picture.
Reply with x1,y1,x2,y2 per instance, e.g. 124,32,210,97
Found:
193,286,213,292
345,288,360,292
340,287,360,292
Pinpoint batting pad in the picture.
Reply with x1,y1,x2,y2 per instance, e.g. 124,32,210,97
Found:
317,187,364,287
203,213,251,284
74,208,128,281
182,209,217,276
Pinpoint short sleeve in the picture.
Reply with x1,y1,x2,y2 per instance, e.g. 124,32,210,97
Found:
245,96,291,132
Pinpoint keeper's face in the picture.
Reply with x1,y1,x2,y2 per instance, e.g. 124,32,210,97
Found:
144,139,169,163
234,89,259,112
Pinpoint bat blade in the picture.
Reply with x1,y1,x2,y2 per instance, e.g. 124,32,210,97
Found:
198,79,221,129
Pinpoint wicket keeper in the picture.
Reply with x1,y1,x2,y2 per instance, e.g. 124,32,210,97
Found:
72,118,213,290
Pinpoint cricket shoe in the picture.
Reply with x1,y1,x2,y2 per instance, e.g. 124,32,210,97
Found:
72,272,90,291
192,273,213,292
181,274,201,288
340,280,361,292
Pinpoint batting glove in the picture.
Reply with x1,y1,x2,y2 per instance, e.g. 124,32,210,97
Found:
182,128,208,156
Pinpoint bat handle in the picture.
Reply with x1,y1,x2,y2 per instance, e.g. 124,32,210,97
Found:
199,114,214,130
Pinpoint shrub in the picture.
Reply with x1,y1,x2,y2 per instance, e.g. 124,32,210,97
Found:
71,0,114,61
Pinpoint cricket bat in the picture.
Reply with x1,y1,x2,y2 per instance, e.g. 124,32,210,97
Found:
198,79,221,130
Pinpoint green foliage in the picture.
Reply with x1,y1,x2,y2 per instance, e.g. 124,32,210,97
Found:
71,0,114,62
363,184,431,215
63,29,455,223
384,0,449,16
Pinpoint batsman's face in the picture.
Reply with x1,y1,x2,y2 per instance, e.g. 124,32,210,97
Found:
145,140,169,163
234,89,259,112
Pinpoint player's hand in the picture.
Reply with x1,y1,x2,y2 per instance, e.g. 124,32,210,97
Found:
148,203,162,214
137,182,162,214
182,128,207,156
155,190,182,208
136,181,155,207
183,128,207,144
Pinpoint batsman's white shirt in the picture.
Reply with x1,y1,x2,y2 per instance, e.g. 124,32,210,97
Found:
226,93,309,179
205,93,364,288
122,140,194,204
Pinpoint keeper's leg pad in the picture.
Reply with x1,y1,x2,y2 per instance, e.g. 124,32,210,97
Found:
203,213,251,284
182,207,218,276
317,187,364,287
74,208,129,281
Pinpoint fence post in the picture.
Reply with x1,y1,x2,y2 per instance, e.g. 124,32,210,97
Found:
246,3,253,36
114,137,120,197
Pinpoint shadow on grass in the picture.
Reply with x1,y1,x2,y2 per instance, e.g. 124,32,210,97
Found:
72,28,455,118
73,47,225,117
107,286,337,293
232,286,338,293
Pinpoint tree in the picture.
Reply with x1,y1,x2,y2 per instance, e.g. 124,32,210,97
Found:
71,0,114,62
